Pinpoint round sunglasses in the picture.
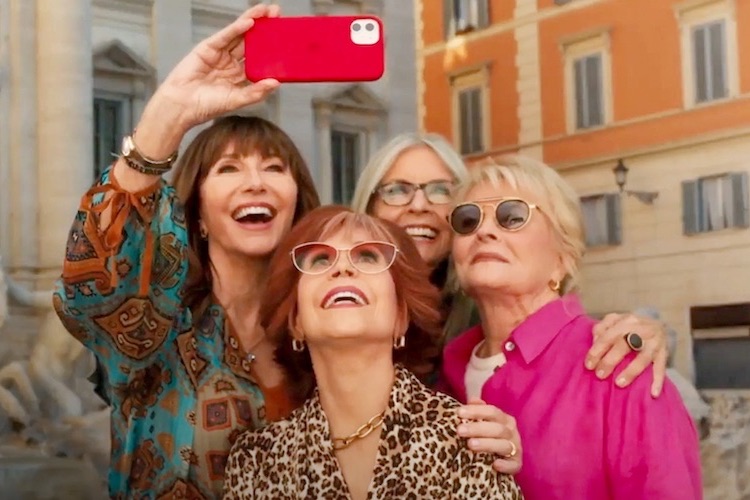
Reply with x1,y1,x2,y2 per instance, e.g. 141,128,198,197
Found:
374,180,455,206
449,197,541,235
290,241,399,275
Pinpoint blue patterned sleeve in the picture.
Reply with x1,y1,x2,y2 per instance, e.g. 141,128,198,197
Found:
53,167,190,365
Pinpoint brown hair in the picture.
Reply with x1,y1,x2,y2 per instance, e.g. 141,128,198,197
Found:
261,205,443,405
172,115,320,314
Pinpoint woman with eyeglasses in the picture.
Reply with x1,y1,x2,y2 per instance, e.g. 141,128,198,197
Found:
223,205,522,499
350,133,674,473
440,155,702,499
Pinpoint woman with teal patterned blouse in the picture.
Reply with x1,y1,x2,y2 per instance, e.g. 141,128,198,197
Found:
53,5,319,498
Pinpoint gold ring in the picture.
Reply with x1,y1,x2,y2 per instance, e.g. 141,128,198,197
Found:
505,441,517,459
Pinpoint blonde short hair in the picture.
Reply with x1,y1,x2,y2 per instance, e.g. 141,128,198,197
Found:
350,132,468,213
457,155,586,294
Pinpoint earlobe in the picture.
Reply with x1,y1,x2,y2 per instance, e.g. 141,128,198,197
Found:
287,303,305,341
393,301,409,342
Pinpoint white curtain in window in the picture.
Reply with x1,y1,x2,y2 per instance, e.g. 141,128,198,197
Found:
701,177,724,230
581,197,608,246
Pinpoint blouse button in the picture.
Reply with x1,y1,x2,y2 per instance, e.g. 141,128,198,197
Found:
504,341,516,352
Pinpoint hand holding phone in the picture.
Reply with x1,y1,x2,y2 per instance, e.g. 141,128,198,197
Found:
244,16,385,83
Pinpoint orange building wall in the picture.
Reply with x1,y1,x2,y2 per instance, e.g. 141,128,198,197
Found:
421,31,519,151
537,0,750,164
421,0,750,165
421,1,445,47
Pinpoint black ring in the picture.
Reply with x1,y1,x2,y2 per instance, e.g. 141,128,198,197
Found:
625,332,644,352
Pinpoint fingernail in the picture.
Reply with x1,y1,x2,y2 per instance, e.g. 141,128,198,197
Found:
596,370,605,379
457,425,467,436
616,377,626,387
585,360,594,370
468,438,478,448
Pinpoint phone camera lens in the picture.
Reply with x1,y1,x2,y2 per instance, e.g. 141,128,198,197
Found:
365,23,374,31
352,24,361,32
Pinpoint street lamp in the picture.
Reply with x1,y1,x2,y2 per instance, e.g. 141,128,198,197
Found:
612,159,659,205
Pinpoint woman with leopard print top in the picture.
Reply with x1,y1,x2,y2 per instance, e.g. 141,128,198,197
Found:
223,206,523,499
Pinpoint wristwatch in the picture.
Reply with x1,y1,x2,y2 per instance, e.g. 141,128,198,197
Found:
121,133,178,176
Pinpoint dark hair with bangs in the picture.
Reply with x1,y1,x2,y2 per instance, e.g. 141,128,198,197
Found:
172,115,320,315
261,205,444,406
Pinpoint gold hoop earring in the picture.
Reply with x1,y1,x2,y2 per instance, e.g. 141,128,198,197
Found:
548,279,561,292
292,339,305,352
393,335,405,350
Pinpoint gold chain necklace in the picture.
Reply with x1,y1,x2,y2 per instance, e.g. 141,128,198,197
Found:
332,410,386,451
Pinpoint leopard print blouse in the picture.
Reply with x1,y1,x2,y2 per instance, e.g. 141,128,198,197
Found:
223,366,523,499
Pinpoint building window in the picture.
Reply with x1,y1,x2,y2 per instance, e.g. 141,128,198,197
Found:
563,31,611,133
682,172,749,235
691,20,727,103
93,96,130,178
691,302,750,389
580,193,621,247
331,129,361,205
679,1,738,108
457,86,483,155
443,0,490,38
452,69,488,156
573,53,604,129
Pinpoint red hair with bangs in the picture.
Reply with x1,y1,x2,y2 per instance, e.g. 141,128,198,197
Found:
261,205,443,405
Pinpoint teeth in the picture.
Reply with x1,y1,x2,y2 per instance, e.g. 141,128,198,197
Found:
233,206,273,220
405,226,437,239
324,291,366,309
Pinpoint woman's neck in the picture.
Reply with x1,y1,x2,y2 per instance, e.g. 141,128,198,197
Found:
311,347,395,438
475,288,559,357
210,248,268,325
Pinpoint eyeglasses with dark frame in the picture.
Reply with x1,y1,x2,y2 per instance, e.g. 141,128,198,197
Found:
373,180,456,206
290,241,400,275
448,197,541,235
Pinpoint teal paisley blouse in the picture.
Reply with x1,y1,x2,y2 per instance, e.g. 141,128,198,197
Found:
53,168,274,499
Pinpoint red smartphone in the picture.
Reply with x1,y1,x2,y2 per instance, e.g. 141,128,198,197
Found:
244,16,385,83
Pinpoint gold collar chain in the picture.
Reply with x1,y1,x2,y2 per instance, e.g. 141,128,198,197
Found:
332,410,386,451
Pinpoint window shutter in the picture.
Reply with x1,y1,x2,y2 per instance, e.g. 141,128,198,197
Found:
477,0,490,28
574,58,586,129
730,172,749,228
682,180,700,235
443,0,454,39
458,90,470,154
470,87,483,153
605,194,622,245
709,21,727,99
586,55,603,126
693,26,708,102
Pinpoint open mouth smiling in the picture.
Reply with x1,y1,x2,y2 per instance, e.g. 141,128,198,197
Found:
404,225,438,241
232,203,277,225
321,286,369,309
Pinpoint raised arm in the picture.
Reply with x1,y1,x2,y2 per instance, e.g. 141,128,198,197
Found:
53,3,282,366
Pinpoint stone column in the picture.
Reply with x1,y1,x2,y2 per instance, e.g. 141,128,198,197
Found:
35,0,94,279
314,105,334,203
151,0,192,83
150,0,193,158
514,0,543,159
4,0,38,274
